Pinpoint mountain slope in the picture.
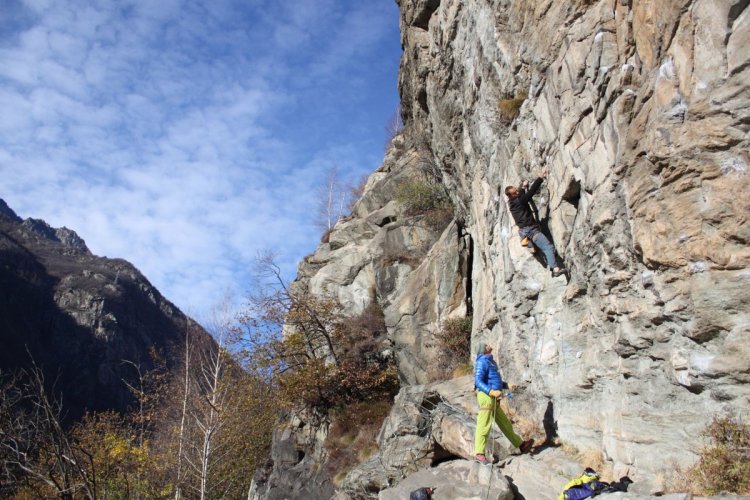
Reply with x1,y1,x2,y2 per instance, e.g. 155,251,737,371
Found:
0,199,211,421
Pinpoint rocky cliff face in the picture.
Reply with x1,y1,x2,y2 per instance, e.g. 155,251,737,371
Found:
397,0,749,484
0,199,210,420
253,0,749,497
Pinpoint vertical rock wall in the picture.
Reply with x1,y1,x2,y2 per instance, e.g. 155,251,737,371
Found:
250,143,473,498
254,1,749,495
396,0,750,484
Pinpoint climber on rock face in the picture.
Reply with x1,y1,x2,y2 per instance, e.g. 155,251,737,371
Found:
505,166,566,277
474,342,534,464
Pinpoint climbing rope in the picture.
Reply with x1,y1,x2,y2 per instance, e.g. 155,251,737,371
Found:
483,395,498,500
340,390,510,499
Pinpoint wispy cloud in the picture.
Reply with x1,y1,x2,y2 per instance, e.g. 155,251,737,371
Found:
0,0,401,321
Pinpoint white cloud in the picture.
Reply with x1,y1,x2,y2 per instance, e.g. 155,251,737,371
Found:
0,0,400,320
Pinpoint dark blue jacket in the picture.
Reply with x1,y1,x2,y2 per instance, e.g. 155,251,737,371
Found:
474,353,503,395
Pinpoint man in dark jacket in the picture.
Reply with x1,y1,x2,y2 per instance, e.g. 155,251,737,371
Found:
505,166,565,277
474,342,534,463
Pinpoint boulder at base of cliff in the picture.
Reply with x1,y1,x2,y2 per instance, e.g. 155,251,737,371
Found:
377,459,513,500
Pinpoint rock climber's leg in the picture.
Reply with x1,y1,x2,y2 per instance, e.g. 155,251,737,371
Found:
493,402,523,448
475,391,494,455
531,229,558,270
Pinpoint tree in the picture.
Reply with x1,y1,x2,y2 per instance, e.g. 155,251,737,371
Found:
187,321,229,500
384,104,404,152
234,260,399,484
315,166,348,232
236,253,342,404
71,411,155,499
168,300,277,499
0,365,95,499
198,364,276,498
172,323,192,500
235,253,397,412
0,326,277,500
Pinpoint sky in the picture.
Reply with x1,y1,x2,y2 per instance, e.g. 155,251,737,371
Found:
0,0,402,323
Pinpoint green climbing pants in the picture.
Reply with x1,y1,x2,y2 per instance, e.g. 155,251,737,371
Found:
474,391,522,455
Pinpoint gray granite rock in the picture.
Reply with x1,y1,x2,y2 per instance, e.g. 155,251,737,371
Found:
253,0,750,497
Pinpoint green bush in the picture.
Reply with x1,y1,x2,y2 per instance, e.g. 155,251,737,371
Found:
394,180,451,215
394,179,453,231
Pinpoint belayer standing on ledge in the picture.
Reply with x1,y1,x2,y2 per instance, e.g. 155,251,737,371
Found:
505,166,566,277
474,342,534,464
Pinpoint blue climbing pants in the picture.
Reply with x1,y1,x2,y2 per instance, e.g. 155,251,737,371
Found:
520,226,558,270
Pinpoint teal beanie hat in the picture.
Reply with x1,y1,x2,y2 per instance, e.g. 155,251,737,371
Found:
476,341,487,356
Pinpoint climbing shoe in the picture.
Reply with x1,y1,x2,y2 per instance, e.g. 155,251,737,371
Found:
475,453,490,464
519,439,535,454
520,237,529,247
552,268,566,278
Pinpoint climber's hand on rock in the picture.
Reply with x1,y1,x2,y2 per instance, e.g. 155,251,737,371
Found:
522,179,529,189
489,390,502,398
539,166,549,178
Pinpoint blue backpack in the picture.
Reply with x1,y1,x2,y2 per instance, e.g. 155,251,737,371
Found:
562,480,609,499
558,469,610,500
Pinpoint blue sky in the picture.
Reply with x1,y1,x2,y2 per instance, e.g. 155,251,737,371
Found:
0,0,402,322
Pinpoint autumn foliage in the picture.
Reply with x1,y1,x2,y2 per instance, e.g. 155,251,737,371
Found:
237,256,398,413
433,316,473,379
686,416,750,495
0,329,277,499
0,254,398,497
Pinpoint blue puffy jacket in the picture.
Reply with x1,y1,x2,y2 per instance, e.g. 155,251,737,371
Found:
474,354,503,395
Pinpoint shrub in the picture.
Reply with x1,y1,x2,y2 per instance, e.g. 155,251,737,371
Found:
432,316,472,380
316,302,397,481
451,362,474,378
686,416,750,495
497,92,528,124
394,180,450,215
72,412,158,499
394,179,454,231
381,245,428,268
278,356,340,409
325,399,392,482
424,206,454,232
337,300,387,347
241,256,398,413
274,299,398,411
335,301,398,403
